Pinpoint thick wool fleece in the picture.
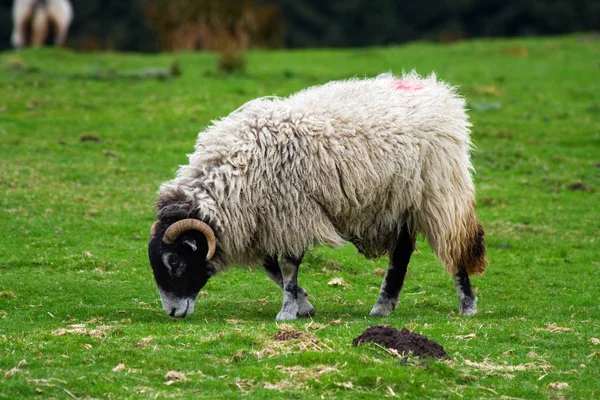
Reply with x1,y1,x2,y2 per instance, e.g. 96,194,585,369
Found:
157,72,486,275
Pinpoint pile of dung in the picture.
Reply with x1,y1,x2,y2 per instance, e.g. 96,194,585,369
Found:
352,325,448,359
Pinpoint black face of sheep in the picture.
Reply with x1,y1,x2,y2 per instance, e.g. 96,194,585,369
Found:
147,219,217,318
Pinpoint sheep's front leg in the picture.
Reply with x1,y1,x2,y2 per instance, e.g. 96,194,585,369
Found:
11,5,32,49
31,11,49,47
454,265,477,315
263,255,314,319
53,21,70,47
370,225,415,317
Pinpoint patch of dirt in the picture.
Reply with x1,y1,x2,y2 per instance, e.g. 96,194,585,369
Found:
274,325,304,341
567,182,592,192
507,46,530,57
353,325,448,359
79,135,102,143
255,325,333,358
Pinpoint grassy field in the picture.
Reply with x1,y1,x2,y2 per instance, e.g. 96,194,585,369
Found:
1,34,599,399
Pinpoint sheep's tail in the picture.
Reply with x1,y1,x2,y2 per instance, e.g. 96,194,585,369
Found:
416,198,487,276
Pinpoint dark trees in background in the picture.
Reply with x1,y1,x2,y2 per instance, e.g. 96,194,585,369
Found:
0,0,598,51
281,0,600,47
143,0,282,51
66,0,159,52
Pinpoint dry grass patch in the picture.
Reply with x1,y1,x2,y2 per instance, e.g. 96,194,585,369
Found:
254,324,334,358
455,333,477,340
135,336,155,348
456,356,553,380
328,277,348,288
0,290,17,299
51,324,116,338
548,382,569,390
537,324,572,333
234,377,305,393
165,370,188,385
112,363,126,372
234,368,340,394
276,364,340,381
3,360,27,379
463,359,551,372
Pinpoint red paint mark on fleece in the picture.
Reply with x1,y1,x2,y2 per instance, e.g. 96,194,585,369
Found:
392,80,423,91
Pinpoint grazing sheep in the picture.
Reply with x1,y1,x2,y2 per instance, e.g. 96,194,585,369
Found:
148,72,487,320
11,0,73,49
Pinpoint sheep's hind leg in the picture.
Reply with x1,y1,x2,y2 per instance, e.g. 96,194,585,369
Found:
454,265,477,316
370,225,415,317
263,255,314,319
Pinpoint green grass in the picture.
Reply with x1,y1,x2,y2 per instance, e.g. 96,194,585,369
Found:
1,34,599,399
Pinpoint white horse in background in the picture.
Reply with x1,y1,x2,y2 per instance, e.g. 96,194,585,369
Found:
11,0,73,48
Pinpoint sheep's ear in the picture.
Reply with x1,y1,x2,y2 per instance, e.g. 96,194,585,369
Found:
183,239,197,251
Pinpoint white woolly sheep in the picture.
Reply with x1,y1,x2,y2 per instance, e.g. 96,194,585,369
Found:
11,0,73,49
148,72,487,320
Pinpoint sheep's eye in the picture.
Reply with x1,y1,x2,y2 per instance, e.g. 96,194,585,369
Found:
168,254,180,266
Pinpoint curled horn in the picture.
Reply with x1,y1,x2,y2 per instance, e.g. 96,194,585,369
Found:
150,221,161,239
162,219,216,261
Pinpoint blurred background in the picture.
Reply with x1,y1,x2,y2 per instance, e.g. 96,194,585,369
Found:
1,0,599,53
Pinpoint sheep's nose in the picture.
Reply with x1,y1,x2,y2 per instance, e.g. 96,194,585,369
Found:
159,292,195,318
